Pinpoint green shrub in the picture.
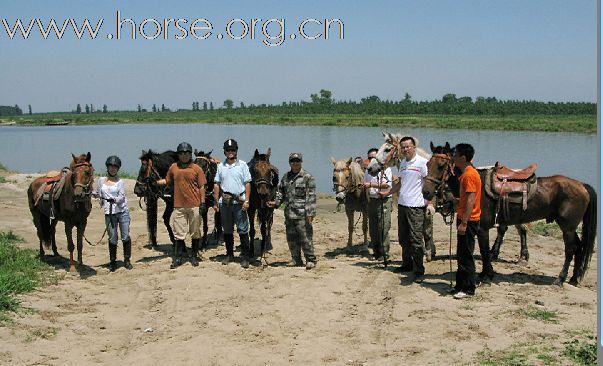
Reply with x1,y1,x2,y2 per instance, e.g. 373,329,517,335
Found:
562,336,597,366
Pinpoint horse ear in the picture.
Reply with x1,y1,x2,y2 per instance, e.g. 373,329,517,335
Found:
194,149,198,156
254,149,259,158
71,153,76,161
347,157,353,166
86,152,91,162
445,142,451,153
208,149,213,156
430,141,435,153
330,156,337,165
267,147,271,157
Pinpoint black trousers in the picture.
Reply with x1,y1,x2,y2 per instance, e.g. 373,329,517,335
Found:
455,220,480,294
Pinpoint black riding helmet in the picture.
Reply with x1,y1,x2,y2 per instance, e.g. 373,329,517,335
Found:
105,155,122,168
177,142,193,153
223,139,238,151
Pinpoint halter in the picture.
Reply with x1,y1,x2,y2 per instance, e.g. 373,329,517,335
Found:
71,161,94,192
136,155,167,209
426,153,455,225
382,139,402,167
332,166,363,195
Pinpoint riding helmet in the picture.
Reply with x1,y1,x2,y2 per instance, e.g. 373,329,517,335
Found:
223,139,238,151
105,155,122,168
177,142,193,153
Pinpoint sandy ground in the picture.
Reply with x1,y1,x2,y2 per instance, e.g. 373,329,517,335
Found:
0,173,597,366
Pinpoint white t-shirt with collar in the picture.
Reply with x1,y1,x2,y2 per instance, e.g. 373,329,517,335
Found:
397,154,428,207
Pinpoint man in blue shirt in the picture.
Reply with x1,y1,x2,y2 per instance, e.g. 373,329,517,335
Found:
213,139,252,268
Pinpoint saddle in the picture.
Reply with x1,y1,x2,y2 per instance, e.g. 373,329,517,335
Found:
34,168,70,207
483,162,538,223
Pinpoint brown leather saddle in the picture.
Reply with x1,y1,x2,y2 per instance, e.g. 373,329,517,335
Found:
484,162,538,223
34,169,70,213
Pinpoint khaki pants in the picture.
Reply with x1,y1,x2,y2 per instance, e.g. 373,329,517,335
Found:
170,207,201,240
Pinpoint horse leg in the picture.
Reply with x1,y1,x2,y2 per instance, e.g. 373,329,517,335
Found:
214,210,223,244
51,220,59,256
361,209,369,251
76,221,85,265
201,208,209,249
477,227,494,281
163,200,175,245
517,225,529,262
147,197,158,247
65,223,76,272
555,230,579,286
248,208,256,258
346,209,354,248
490,224,508,261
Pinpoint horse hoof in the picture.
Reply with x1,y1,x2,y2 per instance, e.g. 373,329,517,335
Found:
553,278,564,287
68,265,76,272
568,276,579,287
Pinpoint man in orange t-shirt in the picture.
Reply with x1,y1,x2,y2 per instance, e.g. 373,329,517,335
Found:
159,142,207,269
451,143,481,299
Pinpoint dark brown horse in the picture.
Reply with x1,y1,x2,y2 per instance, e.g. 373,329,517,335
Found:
248,148,279,258
27,153,94,272
331,157,369,252
134,150,177,248
194,149,223,249
422,142,597,286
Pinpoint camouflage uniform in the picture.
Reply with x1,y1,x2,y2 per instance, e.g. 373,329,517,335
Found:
275,168,317,264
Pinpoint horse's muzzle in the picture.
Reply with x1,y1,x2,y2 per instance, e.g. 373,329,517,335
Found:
335,192,346,203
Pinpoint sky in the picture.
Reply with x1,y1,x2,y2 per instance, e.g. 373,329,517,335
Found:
0,0,597,112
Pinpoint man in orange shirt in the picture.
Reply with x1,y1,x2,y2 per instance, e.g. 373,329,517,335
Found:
451,143,481,299
159,142,207,269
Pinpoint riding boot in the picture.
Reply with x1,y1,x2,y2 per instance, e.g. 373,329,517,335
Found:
171,240,184,269
190,238,200,267
239,233,250,269
222,234,235,264
123,239,133,270
108,242,117,272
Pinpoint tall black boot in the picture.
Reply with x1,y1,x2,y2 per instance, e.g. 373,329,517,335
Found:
171,240,184,269
108,242,117,272
239,233,250,269
190,238,200,267
222,234,235,265
123,239,133,270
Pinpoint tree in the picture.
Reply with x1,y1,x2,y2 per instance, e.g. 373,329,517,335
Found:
152,104,157,112
103,104,108,113
76,104,82,114
161,104,166,112
403,93,412,102
209,102,214,110
240,102,245,108
223,99,234,109
137,104,142,112
28,104,32,115
310,89,333,105
14,104,22,115
203,102,207,111
85,104,90,114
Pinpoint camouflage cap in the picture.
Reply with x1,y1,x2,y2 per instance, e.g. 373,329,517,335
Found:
289,152,303,162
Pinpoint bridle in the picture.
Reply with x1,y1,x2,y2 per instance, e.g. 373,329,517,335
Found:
71,161,94,201
332,165,363,196
136,155,166,209
426,153,455,224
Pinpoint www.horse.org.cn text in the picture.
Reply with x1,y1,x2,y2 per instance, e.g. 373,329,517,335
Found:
0,11,345,47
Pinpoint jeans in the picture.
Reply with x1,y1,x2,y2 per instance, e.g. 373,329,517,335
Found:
105,210,130,246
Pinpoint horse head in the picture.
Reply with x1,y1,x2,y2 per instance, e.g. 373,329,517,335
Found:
250,148,277,198
367,132,402,175
422,141,454,202
70,152,93,198
135,149,178,197
332,157,367,203
194,149,218,188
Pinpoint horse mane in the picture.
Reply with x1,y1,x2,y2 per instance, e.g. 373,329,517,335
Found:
349,162,365,187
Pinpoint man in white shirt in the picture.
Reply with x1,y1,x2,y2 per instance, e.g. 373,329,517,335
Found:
381,136,428,283
363,148,393,262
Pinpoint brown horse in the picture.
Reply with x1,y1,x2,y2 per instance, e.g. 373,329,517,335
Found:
422,142,597,286
194,149,223,249
248,148,279,258
331,157,369,252
27,153,94,272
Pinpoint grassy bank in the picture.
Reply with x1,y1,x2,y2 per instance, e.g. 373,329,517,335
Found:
1,112,596,133
0,231,56,323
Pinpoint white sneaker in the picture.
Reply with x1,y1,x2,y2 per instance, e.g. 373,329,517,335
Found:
453,291,473,300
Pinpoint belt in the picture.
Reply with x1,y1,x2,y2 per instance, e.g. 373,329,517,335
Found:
370,196,391,200
223,191,243,197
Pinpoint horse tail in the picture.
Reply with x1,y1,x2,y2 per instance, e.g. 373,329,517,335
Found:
576,183,597,282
